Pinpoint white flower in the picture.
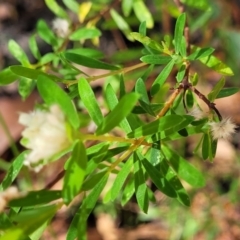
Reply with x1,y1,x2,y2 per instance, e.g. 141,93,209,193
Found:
208,118,236,140
188,106,206,120
19,105,71,172
52,18,70,38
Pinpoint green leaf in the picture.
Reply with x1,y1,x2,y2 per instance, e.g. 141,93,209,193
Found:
110,9,133,41
121,175,135,206
105,83,132,133
81,170,107,191
202,133,210,160
122,0,133,17
133,0,154,28
188,47,215,60
9,190,62,206
37,19,58,47
140,55,172,65
0,68,18,85
18,77,35,100
45,0,68,18
8,40,30,66
130,32,163,52
69,27,101,41
133,153,149,213
78,77,103,126
174,13,186,54
151,58,176,95
135,78,149,103
199,55,234,76
96,93,139,135
62,0,79,13
160,158,190,206
216,87,240,98
40,53,57,65
65,48,104,59
139,21,147,36
10,66,61,82
141,158,177,198
0,151,26,191
179,36,187,57
128,115,193,138
37,75,80,129
0,204,59,240
176,63,186,82
162,145,205,187
181,0,210,10
64,52,120,70
111,157,133,201
29,35,41,59
208,77,225,102
186,89,194,108
63,141,87,204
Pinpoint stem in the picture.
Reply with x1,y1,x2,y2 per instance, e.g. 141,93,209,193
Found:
82,134,151,146
156,88,183,118
65,62,148,86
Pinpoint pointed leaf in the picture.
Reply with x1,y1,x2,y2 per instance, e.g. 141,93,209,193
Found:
216,87,240,98
111,157,133,201
96,93,139,135
162,145,205,187
188,47,215,60
121,175,135,206
45,0,68,18
69,27,101,41
174,13,186,54
37,75,80,129
78,77,103,126
29,35,41,59
64,52,120,70
142,158,177,198
0,68,18,85
208,77,225,101
140,55,171,65
151,58,176,95
63,141,87,204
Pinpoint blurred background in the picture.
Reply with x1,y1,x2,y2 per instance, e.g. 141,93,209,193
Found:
0,0,240,239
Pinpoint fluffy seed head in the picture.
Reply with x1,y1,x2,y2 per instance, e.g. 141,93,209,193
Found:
208,118,237,140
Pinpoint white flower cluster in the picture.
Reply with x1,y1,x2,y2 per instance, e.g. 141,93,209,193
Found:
19,105,71,172
188,106,206,120
52,18,70,38
0,187,24,213
209,118,236,140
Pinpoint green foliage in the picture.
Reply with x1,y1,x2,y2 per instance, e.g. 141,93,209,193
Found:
0,1,239,239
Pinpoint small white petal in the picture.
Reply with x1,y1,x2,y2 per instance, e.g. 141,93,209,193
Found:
19,105,72,171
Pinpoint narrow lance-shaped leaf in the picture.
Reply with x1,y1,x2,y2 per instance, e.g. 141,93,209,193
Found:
111,157,133,201
187,47,215,60
162,145,205,187
141,158,177,198
37,75,80,129
133,153,149,213
199,55,234,76
69,27,101,41
45,0,68,19
174,13,186,54
110,9,134,41
63,141,87,204
151,58,175,95
8,40,30,66
160,158,190,206
216,87,240,99
130,32,163,52
29,35,41,59
140,55,172,65
122,0,133,17
105,83,132,133
121,175,135,206
96,92,139,135
9,190,62,207
78,77,103,126
62,0,79,13
64,52,120,70
208,77,225,101
133,0,154,28
0,151,27,191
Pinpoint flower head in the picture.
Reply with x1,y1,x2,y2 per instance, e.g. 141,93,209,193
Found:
19,105,72,172
52,18,70,38
208,118,237,140
188,106,206,120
